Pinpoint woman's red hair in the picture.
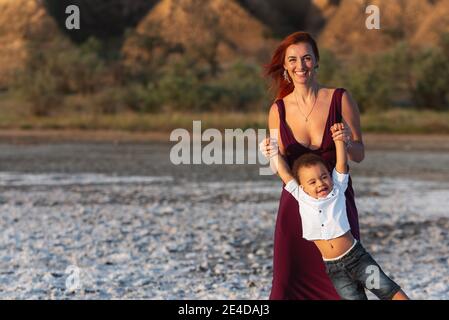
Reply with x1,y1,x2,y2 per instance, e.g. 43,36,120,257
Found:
264,31,320,100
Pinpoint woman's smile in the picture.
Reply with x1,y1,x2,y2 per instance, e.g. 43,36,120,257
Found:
294,70,309,77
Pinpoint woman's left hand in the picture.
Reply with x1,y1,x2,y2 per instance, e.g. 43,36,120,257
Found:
259,137,279,159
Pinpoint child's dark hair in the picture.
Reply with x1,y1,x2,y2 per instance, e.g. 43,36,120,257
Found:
292,153,328,183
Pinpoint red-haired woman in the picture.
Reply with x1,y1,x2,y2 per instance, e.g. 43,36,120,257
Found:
260,31,365,299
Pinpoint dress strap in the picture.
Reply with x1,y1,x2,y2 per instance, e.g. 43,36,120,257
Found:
320,88,346,151
333,88,346,124
275,99,286,121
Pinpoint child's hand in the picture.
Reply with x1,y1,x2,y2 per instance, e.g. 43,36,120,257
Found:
331,123,346,143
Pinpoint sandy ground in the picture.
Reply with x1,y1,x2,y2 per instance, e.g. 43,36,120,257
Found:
0,133,448,299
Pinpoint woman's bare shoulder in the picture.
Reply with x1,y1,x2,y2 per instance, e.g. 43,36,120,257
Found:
268,101,279,120
281,92,294,107
320,86,338,98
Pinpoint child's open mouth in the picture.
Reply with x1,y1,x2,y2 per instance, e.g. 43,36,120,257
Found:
317,187,329,197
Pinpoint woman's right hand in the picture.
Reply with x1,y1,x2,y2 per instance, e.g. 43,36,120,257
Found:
259,137,279,159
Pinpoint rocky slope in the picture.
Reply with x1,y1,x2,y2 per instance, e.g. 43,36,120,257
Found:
121,0,276,73
1,0,448,88
0,0,71,88
318,0,448,55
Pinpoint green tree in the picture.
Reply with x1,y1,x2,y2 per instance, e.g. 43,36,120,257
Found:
411,47,449,109
13,37,107,116
341,53,394,113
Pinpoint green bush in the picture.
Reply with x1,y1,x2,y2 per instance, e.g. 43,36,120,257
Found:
153,58,264,112
317,49,340,85
411,47,449,109
340,53,394,112
213,61,267,111
122,83,163,113
13,68,62,116
13,37,107,116
68,37,107,94
91,87,127,114
90,84,164,115
381,42,415,96
157,64,210,111
339,39,449,112
11,28,448,118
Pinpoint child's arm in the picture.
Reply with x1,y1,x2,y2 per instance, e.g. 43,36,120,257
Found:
331,123,348,174
269,153,295,185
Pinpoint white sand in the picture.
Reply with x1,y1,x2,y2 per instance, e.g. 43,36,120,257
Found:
0,172,447,299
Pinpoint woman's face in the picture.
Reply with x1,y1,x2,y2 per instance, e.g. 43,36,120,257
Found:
283,42,317,85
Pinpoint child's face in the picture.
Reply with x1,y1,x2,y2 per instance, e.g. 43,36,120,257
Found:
298,163,333,199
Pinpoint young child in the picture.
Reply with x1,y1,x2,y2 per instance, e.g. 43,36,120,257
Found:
269,123,409,300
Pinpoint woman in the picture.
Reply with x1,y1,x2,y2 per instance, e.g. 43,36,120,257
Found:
260,31,365,299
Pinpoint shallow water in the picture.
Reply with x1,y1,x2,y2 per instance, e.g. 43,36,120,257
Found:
0,142,447,299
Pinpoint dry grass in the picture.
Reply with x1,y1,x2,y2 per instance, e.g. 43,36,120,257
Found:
361,109,449,134
0,111,267,132
0,94,448,134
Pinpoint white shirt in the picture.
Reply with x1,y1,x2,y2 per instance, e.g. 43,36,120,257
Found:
284,168,351,241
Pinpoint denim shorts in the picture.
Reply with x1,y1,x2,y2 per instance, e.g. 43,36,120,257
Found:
324,241,401,300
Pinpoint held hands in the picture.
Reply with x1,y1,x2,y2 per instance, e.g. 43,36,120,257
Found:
259,137,279,159
331,123,352,147
259,137,287,178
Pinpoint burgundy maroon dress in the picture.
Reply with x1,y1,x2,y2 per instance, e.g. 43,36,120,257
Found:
269,88,361,300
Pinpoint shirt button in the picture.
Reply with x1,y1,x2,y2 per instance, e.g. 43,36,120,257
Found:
319,210,322,213
321,224,324,227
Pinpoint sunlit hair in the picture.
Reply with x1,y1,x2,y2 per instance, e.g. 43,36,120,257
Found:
264,31,320,100
292,153,327,184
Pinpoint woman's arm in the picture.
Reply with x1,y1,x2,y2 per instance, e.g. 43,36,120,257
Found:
266,102,295,182
270,153,295,185
341,91,365,163
268,102,285,155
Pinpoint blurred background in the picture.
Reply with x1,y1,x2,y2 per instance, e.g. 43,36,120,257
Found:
0,0,448,131
0,0,448,300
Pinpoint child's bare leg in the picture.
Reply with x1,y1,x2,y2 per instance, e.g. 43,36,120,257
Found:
391,289,410,300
